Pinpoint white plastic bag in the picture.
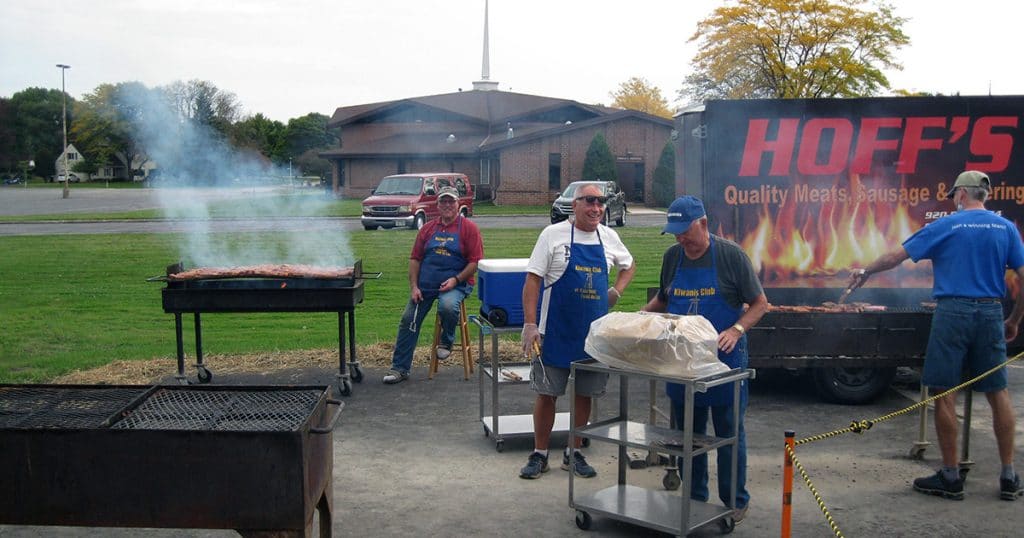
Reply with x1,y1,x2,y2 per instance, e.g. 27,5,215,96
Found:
584,311,729,379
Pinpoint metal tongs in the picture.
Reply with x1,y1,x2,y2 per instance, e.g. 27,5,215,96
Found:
532,341,549,385
839,269,868,304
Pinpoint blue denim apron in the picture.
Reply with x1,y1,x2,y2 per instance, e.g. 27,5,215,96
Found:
541,226,609,368
665,238,748,406
417,216,466,299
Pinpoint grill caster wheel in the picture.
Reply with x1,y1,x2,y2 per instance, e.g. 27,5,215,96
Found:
495,440,505,452
351,365,364,383
197,366,213,384
582,438,590,448
718,515,735,534
575,510,592,530
338,379,352,397
663,468,681,490
909,445,927,460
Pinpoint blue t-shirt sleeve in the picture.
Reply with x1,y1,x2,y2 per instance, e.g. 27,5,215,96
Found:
902,220,946,262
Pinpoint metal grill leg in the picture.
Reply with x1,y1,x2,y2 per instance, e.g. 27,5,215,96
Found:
174,313,187,384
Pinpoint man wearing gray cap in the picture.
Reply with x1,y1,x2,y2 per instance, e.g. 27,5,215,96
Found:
642,195,768,522
383,186,483,384
847,170,1024,501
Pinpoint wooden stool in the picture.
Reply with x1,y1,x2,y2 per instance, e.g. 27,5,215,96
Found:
429,301,473,380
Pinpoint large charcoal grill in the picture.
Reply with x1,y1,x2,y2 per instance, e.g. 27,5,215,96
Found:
160,260,375,396
748,308,932,368
0,384,340,536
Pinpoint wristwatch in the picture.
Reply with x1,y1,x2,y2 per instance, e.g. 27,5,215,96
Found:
731,323,745,334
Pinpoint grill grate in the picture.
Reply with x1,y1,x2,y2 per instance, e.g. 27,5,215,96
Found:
0,386,150,429
111,388,322,432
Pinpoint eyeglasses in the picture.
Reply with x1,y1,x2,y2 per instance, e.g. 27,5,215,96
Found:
575,195,608,206
438,197,458,205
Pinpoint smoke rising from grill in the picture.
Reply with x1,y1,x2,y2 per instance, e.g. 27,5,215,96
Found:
121,85,352,269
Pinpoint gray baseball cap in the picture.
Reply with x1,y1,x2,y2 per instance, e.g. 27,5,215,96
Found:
952,170,990,191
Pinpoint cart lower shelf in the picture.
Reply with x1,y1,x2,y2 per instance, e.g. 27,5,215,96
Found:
573,484,733,534
482,412,570,451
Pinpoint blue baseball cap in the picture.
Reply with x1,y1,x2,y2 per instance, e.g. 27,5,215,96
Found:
662,196,706,235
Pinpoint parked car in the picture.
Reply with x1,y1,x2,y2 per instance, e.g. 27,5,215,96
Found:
2,176,21,185
361,173,474,230
55,173,81,183
550,180,627,226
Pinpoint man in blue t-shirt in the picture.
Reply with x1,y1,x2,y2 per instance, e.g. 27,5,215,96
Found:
846,170,1024,502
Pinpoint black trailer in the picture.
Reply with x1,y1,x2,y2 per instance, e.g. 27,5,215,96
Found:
675,96,1024,402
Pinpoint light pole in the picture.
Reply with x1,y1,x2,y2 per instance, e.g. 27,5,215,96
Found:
56,63,71,199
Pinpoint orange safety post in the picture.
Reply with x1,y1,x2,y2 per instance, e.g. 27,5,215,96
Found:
781,430,795,538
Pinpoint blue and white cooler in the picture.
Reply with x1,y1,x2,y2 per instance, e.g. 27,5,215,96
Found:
476,258,540,327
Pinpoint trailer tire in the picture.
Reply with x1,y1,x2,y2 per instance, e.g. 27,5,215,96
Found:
812,367,897,404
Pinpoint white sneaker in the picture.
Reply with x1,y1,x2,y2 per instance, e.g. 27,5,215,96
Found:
436,346,451,360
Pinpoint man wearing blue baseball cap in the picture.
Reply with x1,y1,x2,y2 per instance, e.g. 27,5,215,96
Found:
643,195,768,523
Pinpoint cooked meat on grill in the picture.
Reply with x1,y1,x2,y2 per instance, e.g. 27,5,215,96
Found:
769,302,887,313
168,264,355,281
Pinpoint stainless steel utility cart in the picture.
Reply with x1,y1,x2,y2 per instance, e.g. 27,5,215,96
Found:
471,316,570,452
569,360,753,535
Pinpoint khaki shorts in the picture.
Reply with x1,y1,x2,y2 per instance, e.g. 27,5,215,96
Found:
529,359,608,397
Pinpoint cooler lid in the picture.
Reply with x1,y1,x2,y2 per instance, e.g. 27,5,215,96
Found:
478,258,530,273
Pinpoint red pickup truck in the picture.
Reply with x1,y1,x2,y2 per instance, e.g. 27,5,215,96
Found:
361,173,474,230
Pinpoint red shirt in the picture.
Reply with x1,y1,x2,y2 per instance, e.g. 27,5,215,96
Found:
410,216,484,284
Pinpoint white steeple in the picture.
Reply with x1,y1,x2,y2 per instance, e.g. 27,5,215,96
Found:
472,0,500,91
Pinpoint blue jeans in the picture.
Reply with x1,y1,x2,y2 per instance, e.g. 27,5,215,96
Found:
389,284,471,374
671,398,749,510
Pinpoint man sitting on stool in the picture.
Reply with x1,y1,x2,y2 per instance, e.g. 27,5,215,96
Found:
383,186,484,384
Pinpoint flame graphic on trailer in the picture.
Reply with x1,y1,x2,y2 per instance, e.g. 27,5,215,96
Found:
678,96,1024,305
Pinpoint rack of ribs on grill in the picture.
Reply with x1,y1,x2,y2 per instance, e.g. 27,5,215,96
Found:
769,302,888,313
167,264,355,281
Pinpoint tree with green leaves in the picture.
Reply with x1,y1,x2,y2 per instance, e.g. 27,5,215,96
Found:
71,82,156,181
285,113,337,157
231,113,287,163
610,77,674,119
652,141,676,207
0,98,17,173
4,88,68,178
284,113,338,178
582,133,616,183
680,0,909,102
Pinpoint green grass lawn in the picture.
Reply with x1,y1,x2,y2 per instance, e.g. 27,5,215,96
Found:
0,226,668,382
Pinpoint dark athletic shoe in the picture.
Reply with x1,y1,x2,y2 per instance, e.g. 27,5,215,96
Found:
913,471,964,500
1000,474,1023,501
382,370,409,384
519,452,549,479
561,451,597,478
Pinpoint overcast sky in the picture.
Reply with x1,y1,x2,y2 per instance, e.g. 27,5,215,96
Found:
2,0,1021,123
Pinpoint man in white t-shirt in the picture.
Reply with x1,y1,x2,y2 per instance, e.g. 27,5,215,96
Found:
518,183,636,480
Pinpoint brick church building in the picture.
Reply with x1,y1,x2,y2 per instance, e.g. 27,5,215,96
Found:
320,2,673,205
